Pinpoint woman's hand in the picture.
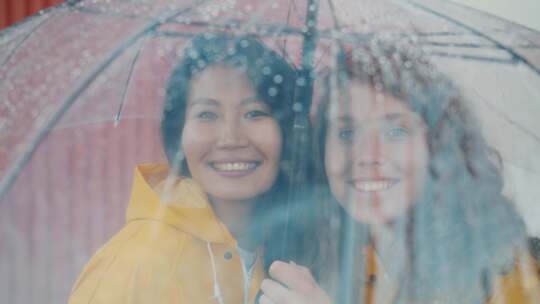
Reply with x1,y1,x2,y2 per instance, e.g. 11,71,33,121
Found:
259,261,333,304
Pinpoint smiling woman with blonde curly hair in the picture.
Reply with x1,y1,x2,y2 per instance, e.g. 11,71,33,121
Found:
259,40,540,304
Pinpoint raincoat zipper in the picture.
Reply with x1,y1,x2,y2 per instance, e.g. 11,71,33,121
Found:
240,252,258,304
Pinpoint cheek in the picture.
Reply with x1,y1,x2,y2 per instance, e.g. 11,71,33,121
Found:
181,123,213,165
397,138,429,196
250,121,282,162
324,138,347,178
324,139,349,189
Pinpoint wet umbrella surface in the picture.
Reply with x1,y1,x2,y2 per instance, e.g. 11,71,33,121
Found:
1,0,540,303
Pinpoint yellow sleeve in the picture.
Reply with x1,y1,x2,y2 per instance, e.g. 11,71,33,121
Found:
488,255,540,304
68,223,186,304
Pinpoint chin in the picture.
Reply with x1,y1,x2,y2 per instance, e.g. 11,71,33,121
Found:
345,200,398,226
209,188,265,202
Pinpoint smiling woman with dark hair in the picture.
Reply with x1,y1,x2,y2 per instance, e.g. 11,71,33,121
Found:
69,33,300,304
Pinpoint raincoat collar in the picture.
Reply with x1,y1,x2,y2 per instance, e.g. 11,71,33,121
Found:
126,163,237,245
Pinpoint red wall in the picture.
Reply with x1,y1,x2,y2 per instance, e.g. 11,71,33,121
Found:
0,0,64,30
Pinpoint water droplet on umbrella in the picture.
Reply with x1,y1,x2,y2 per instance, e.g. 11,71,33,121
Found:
273,75,283,84
262,66,271,75
404,61,412,69
188,50,199,59
268,87,278,97
240,39,250,48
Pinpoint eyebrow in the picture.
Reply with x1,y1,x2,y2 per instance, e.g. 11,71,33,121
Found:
382,112,425,126
189,98,220,107
329,112,421,124
189,96,263,107
329,115,354,124
382,113,406,122
239,96,263,107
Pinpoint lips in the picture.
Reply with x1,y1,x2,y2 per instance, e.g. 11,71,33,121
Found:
349,178,399,192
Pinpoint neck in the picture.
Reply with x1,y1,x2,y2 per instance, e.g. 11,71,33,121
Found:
370,221,409,274
209,196,259,251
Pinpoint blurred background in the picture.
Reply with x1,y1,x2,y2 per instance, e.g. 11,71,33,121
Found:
0,0,64,30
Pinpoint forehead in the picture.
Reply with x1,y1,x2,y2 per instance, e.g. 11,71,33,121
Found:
187,64,261,106
191,64,251,92
327,82,422,123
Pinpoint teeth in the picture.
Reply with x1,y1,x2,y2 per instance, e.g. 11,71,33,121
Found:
353,180,394,192
213,162,256,171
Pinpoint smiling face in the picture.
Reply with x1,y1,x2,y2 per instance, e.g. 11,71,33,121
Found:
181,64,282,204
324,82,429,225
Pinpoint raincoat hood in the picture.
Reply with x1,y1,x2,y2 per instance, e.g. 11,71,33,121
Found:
126,163,236,245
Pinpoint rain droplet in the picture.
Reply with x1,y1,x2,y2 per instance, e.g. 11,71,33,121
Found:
293,102,303,112
240,39,250,48
309,4,317,12
404,61,412,69
262,66,271,75
188,50,199,59
296,77,306,86
268,87,278,97
273,74,283,84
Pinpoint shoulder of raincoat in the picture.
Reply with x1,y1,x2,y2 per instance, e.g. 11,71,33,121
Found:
69,163,264,304
361,246,540,304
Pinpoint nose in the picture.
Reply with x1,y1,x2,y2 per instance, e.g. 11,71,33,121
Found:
216,118,248,149
352,132,384,167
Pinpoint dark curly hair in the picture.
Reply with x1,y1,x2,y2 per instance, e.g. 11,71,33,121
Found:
161,33,296,174
313,39,529,303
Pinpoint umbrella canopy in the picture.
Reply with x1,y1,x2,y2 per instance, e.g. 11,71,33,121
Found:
1,0,539,303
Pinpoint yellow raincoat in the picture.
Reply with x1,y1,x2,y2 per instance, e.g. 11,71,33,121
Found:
69,163,264,304
359,246,540,304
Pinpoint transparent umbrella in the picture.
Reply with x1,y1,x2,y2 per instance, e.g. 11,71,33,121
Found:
0,0,539,303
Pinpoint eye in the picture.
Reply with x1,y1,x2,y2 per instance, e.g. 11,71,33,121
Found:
245,110,271,119
338,128,355,142
196,111,218,120
385,127,409,140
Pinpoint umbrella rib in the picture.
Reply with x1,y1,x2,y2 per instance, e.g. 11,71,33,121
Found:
0,0,83,68
72,6,155,22
274,0,296,61
165,19,303,35
0,1,210,202
114,38,145,126
0,10,57,75
474,87,540,147
326,0,342,29
426,52,514,64
420,42,500,49
405,0,540,75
